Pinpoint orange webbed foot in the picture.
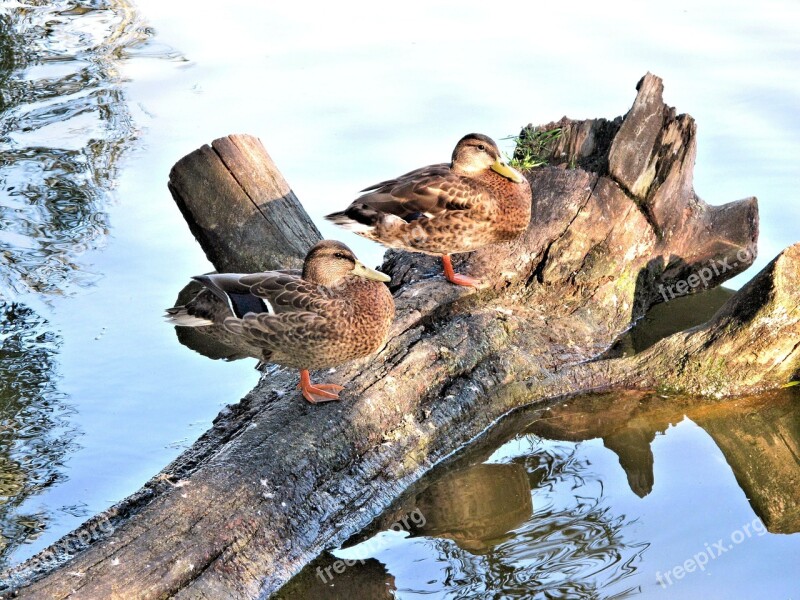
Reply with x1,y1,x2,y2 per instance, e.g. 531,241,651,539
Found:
445,272,483,287
298,370,345,404
441,254,482,288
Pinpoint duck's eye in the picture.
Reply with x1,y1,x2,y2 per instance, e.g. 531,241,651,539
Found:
477,144,486,151
333,252,349,260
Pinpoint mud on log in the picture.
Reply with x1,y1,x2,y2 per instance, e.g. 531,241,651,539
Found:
4,73,798,598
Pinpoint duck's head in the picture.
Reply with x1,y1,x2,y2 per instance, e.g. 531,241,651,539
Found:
303,240,391,286
451,133,525,183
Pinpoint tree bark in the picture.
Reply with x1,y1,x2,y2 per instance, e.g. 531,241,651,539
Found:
3,73,798,599
167,133,321,273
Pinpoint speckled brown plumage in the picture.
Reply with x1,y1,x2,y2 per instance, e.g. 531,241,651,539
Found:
166,240,395,403
326,133,532,286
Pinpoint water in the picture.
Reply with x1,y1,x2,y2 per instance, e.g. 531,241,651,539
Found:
0,0,799,588
280,389,800,599
0,0,259,566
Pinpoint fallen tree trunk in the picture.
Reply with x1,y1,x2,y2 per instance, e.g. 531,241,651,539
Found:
4,73,798,599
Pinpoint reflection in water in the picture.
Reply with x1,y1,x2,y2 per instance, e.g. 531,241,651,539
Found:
529,390,800,533
0,0,150,569
601,286,735,359
170,281,259,362
275,557,397,600
281,389,800,598
411,463,532,554
527,392,668,499
408,446,642,599
0,0,147,296
283,442,643,599
687,394,800,533
0,302,74,564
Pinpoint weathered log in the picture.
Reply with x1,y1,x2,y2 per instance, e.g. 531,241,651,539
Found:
4,73,797,599
566,241,800,396
168,133,321,273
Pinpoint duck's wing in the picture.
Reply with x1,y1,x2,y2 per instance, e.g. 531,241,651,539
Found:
234,272,338,349
193,270,326,319
238,271,333,313
230,308,332,352
197,271,340,351
355,163,489,219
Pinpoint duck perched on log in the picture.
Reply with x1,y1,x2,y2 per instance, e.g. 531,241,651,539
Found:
326,133,532,287
166,240,395,404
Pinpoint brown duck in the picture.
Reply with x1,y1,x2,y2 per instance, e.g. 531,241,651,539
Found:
326,133,532,287
166,240,395,404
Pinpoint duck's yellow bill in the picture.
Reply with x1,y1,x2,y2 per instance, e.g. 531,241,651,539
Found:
352,261,391,282
491,159,525,183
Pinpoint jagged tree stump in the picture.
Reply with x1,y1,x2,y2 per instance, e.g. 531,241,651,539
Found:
3,73,798,599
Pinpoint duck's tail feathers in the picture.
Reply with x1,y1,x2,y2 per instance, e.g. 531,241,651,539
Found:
164,306,214,327
325,206,379,234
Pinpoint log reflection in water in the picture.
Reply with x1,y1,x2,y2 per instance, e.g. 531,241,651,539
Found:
527,389,800,533
282,441,641,599
297,387,800,597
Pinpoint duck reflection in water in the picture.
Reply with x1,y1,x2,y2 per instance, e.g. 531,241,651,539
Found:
408,462,532,554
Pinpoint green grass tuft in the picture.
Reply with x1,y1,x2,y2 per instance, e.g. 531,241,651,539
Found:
502,126,563,170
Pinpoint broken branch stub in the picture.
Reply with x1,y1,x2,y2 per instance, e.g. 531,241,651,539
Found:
168,133,322,273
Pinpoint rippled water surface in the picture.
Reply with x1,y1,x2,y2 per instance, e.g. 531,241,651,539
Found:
281,389,800,598
0,0,258,566
0,0,799,591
